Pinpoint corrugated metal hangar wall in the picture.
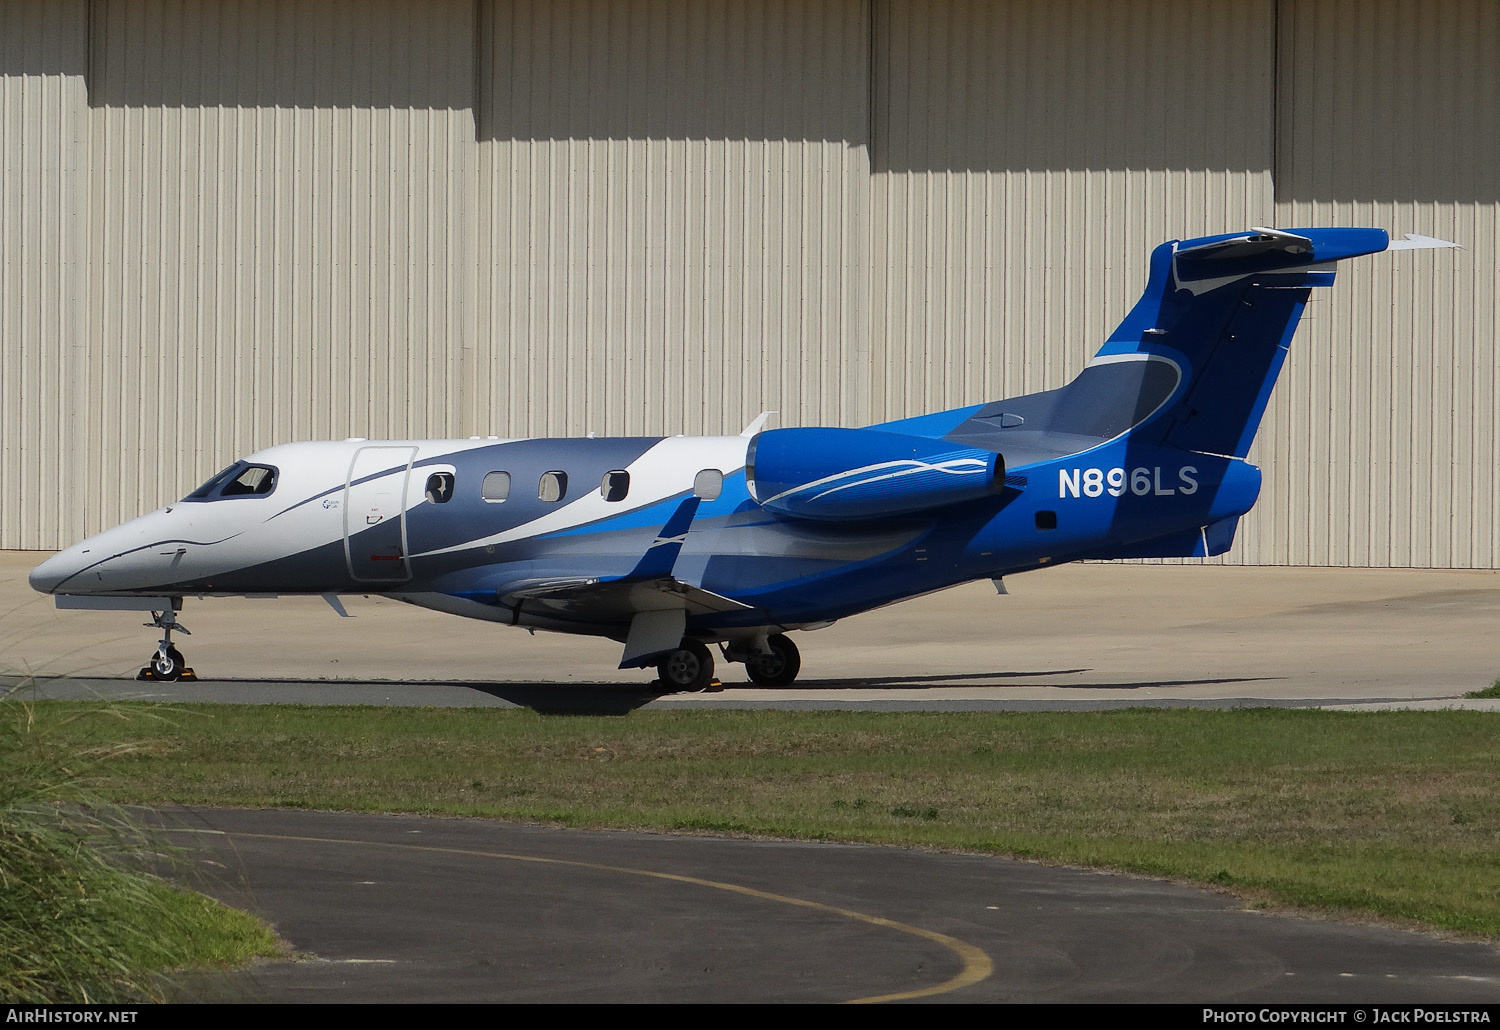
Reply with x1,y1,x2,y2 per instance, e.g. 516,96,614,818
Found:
2,0,1496,567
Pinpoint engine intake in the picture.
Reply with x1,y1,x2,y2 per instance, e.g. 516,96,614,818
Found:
746,427,1004,521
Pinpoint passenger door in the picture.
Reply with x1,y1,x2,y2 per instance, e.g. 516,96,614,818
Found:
344,445,417,583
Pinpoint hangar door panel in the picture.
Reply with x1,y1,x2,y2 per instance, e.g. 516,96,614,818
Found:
1267,0,1500,568
475,0,871,437
868,0,1276,426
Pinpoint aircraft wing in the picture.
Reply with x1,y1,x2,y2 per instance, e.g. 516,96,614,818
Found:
502,575,753,670
500,494,726,614
503,575,752,619
498,494,754,669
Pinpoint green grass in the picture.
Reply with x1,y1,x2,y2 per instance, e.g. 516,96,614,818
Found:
1464,680,1500,699
24,701,1500,938
0,692,283,1002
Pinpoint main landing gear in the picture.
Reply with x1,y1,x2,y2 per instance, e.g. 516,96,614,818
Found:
654,633,804,692
137,607,196,682
741,633,801,687
657,639,717,693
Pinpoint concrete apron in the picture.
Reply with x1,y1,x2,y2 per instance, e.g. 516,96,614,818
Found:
3,550,1498,708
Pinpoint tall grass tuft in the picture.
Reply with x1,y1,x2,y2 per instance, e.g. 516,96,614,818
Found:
0,682,279,1002
1463,680,1500,699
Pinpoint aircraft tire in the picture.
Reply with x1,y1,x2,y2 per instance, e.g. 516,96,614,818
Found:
152,647,186,682
744,633,801,687
658,640,714,692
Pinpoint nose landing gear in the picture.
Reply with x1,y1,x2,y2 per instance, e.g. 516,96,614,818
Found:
136,605,197,682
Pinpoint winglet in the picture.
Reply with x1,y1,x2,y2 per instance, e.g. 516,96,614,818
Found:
622,496,701,581
1385,233,1461,251
741,411,777,437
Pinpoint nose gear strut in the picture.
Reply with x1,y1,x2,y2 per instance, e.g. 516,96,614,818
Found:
137,602,197,682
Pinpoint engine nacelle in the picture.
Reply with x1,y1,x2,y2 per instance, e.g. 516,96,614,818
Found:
746,427,1004,521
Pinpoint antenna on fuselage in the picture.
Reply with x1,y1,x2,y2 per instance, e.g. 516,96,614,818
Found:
740,411,777,437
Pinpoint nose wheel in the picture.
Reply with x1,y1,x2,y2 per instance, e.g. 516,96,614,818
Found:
137,606,197,682
150,646,187,681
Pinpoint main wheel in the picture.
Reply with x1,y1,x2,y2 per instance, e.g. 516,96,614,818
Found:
658,640,715,692
744,633,801,687
152,647,185,682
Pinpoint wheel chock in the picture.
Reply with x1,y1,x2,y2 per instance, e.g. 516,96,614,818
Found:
646,677,723,693
136,667,198,682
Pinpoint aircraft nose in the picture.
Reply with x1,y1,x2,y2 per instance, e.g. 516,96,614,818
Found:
28,550,79,594
27,548,97,596
28,509,192,596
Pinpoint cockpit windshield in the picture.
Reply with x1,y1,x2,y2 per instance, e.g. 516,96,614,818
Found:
182,462,279,501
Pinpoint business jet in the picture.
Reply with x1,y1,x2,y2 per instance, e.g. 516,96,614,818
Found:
29,227,1455,691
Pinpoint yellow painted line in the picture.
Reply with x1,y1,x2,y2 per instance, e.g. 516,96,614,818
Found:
197,829,994,1003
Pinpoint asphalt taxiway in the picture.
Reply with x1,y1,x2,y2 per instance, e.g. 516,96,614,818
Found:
166,807,1500,1004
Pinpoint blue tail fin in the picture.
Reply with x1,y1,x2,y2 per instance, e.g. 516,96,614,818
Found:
899,227,1393,461
1092,227,1389,458
870,227,1447,563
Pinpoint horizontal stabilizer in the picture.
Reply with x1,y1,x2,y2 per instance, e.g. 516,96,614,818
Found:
1172,227,1389,291
1385,233,1461,251
1174,227,1313,263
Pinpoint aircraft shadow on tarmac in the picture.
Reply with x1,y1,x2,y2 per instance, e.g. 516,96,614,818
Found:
10,671,1288,716
465,671,1286,714
467,670,1097,715
471,684,666,715
128,670,1286,716
756,671,1283,691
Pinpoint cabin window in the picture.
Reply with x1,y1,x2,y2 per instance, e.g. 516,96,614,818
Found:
482,471,511,502
539,471,568,502
425,473,455,503
1035,510,1058,531
693,469,723,500
183,462,278,501
601,470,629,502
